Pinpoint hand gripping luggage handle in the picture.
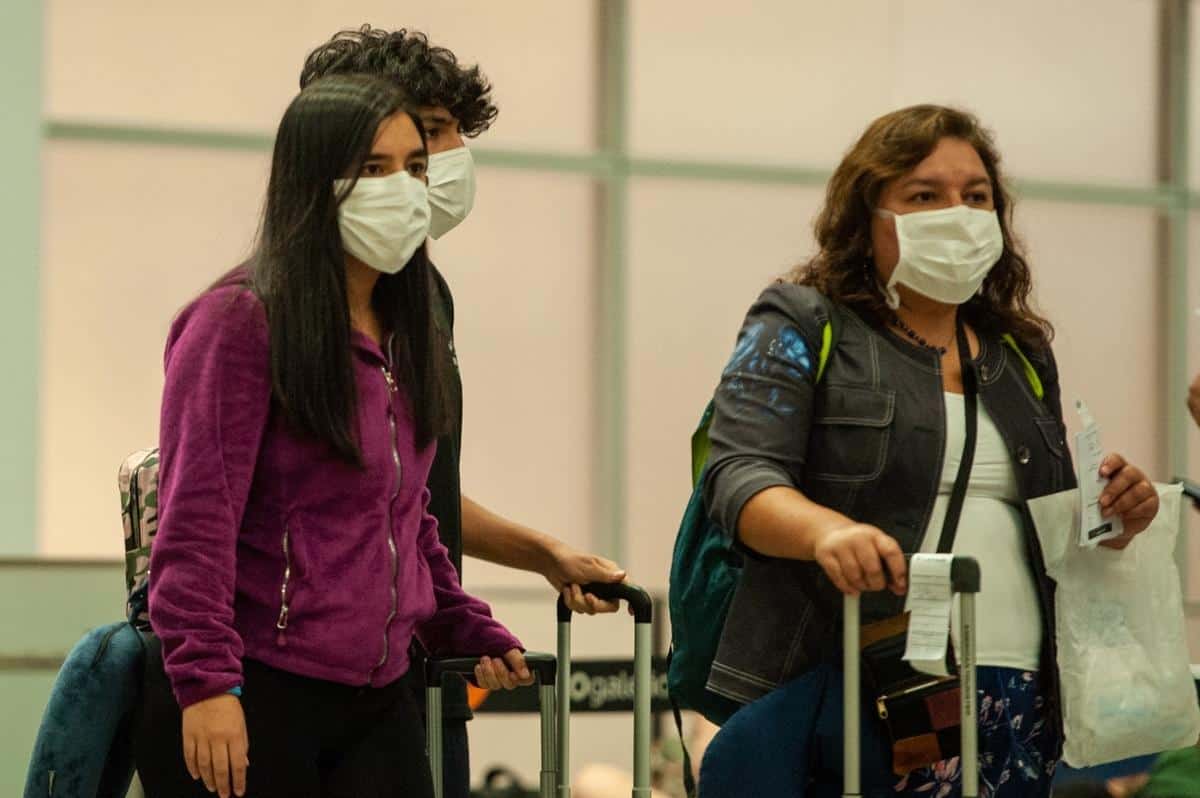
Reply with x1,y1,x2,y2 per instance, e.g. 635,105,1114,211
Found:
555,582,654,797
425,652,558,686
555,582,654,624
843,555,981,798
426,652,558,798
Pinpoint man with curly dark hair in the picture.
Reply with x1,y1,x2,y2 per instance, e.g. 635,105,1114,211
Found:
300,26,628,796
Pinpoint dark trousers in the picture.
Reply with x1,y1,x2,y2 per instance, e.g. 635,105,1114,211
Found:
439,719,470,798
135,647,434,798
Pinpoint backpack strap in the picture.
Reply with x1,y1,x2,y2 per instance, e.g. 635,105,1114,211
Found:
1001,333,1044,401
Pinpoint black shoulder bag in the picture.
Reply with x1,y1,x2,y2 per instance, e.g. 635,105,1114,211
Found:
859,317,978,776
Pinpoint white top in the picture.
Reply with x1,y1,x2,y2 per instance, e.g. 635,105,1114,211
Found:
918,392,1042,671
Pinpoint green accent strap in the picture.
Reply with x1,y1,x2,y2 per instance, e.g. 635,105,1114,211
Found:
690,406,714,489
1001,334,1044,400
816,318,833,383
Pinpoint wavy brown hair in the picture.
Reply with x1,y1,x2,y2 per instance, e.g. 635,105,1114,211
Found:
790,104,1053,349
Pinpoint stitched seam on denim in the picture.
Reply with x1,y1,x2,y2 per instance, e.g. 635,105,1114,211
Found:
869,327,881,389
809,426,890,483
814,390,895,426
979,337,1002,386
710,661,778,690
705,678,765,705
856,311,941,375
780,601,815,676
913,378,946,554
1034,417,1066,458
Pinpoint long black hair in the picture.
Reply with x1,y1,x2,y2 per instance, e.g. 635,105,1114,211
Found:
243,73,451,463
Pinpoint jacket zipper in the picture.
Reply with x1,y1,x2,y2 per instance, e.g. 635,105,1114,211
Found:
275,525,292,645
367,361,402,685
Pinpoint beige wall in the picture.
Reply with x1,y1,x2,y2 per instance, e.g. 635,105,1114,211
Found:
32,0,1200,781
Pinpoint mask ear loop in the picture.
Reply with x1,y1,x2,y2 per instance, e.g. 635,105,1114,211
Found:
869,208,906,309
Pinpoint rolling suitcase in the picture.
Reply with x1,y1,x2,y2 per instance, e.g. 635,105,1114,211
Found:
556,582,655,797
426,652,559,798
426,582,655,798
843,555,982,798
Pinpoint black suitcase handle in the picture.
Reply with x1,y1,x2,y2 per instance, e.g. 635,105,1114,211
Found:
425,651,557,687
555,582,653,623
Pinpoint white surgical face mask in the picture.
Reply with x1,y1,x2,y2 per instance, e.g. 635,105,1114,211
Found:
333,171,431,274
427,144,476,239
877,205,1003,309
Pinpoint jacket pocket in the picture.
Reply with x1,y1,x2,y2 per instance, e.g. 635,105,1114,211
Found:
1035,416,1067,458
806,386,895,482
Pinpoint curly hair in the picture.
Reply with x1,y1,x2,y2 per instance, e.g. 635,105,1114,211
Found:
299,25,498,137
791,104,1053,349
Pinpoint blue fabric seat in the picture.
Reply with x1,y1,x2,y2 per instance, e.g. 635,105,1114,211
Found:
24,622,146,798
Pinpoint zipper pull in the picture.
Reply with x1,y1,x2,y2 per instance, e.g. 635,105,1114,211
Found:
275,605,289,647
876,696,889,720
380,366,397,394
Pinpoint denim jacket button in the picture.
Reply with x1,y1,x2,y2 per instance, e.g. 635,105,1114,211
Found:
1017,445,1032,465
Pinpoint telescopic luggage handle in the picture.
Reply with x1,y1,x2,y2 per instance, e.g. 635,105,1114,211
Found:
556,582,654,798
843,555,981,798
426,652,558,798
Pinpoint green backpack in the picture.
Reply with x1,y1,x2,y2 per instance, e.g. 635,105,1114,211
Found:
667,309,838,728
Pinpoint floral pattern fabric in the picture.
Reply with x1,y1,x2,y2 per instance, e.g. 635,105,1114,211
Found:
893,667,1058,798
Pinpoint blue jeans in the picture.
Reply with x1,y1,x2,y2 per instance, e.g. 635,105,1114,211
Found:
700,667,1058,798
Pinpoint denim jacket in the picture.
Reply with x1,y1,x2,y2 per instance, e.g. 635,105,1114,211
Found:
702,283,1075,727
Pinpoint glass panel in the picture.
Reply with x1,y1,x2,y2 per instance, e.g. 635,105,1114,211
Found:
428,168,596,588
39,141,269,556
889,0,1156,185
39,150,597,577
1190,1,1200,187
630,0,894,168
1016,202,1161,469
631,0,1156,184
47,0,596,151
625,178,826,589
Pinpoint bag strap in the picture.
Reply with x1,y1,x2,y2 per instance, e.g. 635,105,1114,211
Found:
672,694,698,798
935,317,978,554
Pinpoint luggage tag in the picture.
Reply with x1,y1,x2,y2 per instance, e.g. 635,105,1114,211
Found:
1075,400,1123,547
902,553,954,676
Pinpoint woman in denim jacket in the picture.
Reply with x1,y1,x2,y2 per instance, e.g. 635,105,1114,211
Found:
698,105,1159,798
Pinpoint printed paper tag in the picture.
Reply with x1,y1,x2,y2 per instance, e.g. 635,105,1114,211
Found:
1075,400,1123,547
903,553,954,677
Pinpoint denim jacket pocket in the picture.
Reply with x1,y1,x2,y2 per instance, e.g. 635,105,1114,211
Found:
1034,416,1067,458
807,386,895,482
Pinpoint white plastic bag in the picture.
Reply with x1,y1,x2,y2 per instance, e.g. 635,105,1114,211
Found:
1028,483,1200,767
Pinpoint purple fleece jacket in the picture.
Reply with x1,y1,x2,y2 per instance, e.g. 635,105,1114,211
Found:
149,284,521,708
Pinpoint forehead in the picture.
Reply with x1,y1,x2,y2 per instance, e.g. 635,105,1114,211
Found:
906,137,988,180
417,105,458,125
372,112,423,152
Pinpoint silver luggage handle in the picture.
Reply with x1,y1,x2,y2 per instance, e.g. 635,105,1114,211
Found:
556,582,654,798
843,555,981,798
426,652,558,798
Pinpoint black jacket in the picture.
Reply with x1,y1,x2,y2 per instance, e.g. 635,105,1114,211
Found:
703,283,1075,737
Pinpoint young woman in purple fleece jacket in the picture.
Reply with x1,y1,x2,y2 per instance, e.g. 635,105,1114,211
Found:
134,74,531,798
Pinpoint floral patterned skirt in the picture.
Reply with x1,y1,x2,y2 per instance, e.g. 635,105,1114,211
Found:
893,668,1058,798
